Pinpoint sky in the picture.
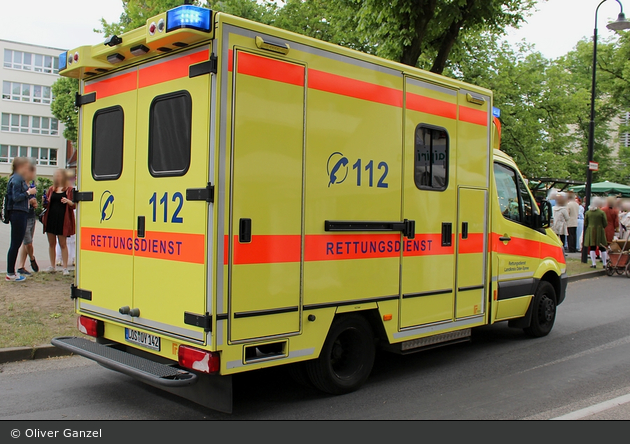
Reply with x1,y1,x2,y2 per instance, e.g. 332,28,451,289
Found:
0,0,626,58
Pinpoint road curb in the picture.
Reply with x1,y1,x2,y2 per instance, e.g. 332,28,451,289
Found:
0,344,73,364
568,270,606,283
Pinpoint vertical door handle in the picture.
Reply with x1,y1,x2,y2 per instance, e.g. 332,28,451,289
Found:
137,216,146,238
462,222,469,240
239,218,252,243
441,222,452,247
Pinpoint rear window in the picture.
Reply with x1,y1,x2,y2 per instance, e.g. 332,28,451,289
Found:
148,91,192,177
92,106,124,180
414,125,448,191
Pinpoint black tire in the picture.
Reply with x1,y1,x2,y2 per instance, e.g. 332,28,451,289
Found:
606,264,615,276
524,281,557,338
306,314,375,395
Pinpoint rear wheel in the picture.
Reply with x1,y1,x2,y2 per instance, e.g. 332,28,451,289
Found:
607,264,616,276
306,314,375,395
524,281,556,338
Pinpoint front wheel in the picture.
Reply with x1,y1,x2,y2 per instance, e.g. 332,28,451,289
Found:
306,314,375,395
524,281,557,338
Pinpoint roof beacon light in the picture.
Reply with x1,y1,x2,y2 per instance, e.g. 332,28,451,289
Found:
166,5,211,33
492,107,501,118
59,52,67,71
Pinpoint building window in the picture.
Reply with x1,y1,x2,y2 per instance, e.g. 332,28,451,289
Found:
148,91,192,177
92,106,124,180
1,113,59,136
3,49,58,74
414,125,449,191
2,81,53,104
0,145,58,166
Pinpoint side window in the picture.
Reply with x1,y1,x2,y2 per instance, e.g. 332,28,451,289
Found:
494,162,536,226
92,106,124,180
148,91,192,177
414,125,448,191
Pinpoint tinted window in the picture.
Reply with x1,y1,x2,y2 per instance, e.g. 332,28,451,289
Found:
414,125,448,191
494,162,536,226
149,91,192,177
92,106,124,180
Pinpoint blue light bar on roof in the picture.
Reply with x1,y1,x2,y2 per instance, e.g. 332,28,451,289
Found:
492,107,501,118
59,51,67,71
166,5,211,33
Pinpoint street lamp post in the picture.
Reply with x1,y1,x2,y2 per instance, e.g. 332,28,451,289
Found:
581,0,630,263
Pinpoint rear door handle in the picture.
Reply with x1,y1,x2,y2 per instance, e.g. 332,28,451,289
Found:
499,235,511,242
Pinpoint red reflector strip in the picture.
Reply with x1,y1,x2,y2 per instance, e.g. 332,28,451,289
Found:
406,92,457,120
84,71,136,99
459,106,488,126
139,49,210,88
231,234,301,265
236,52,305,86
309,69,403,107
80,227,205,264
459,233,485,255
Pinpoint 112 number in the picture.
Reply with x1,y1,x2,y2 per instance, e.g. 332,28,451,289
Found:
352,159,389,188
149,192,184,223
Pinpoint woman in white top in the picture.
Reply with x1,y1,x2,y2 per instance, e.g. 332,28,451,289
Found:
552,193,570,249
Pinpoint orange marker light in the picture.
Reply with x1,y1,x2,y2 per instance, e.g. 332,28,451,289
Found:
493,290,498,301
383,314,393,321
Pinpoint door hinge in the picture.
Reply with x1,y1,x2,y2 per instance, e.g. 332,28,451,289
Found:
186,183,214,203
73,191,94,202
71,285,92,301
189,53,218,78
184,312,212,332
75,92,96,107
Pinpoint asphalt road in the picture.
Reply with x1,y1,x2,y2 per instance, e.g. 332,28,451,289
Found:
1,276,630,420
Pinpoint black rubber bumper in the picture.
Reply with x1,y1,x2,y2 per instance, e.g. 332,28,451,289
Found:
51,337,197,387
558,272,568,305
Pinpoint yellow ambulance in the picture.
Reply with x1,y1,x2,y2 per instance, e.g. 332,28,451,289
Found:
52,4,567,413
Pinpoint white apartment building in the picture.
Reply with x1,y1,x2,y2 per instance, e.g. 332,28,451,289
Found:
1,39,67,177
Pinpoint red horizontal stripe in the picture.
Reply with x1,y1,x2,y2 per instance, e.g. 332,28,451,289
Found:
459,233,485,254
231,235,301,265
459,106,488,126
237,52,304,86
309,69,402,107
139,49,209,88
406,92,457,120
491,233,565,264
80,227,205,264
84,71,136,99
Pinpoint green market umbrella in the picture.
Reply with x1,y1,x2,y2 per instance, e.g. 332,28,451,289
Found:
569,181,630,197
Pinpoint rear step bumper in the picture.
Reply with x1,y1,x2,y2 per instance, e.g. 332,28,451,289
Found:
51,337,197,387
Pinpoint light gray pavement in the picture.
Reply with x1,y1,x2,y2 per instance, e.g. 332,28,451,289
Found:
1,276,629,419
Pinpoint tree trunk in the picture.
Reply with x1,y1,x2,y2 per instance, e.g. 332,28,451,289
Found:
399,0,438,67
430,0,477,74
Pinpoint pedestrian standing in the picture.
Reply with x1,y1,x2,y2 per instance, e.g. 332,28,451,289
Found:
602,196,620,243
584,198,608,268
15,161,40,275
5,157,38,282
566,192,579,253
552,193,570,250
576,198,585,251
42,169,76,275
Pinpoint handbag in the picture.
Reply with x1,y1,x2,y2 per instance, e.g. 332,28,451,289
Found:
38,208,47,224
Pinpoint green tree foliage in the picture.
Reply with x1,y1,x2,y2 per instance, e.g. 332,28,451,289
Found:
50,77,79,144
98,0,186,36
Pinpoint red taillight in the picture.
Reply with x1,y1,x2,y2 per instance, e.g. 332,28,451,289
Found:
178,345,219,374
149,22,157,35
73,52,79,62
77,316,103,337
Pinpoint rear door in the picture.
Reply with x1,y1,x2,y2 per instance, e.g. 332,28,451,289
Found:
228,50,305,342
132,47,212,341
77,69,138,319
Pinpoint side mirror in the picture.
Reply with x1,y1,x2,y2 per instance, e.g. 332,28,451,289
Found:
539,200,552,229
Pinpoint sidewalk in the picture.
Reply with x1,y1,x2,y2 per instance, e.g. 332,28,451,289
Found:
0,221,70,272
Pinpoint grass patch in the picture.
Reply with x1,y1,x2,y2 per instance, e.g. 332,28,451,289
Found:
0,272,81,348
565,258,602,276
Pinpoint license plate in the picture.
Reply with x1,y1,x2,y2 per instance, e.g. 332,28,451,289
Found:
125,328,161,351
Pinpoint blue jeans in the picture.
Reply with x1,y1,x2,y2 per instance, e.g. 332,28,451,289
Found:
7,210,27,275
